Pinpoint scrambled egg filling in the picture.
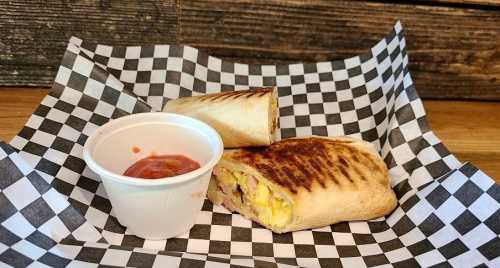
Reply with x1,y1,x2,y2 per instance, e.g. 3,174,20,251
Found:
217,169,291,228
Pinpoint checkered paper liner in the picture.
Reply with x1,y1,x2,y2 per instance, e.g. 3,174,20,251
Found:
1,21,498,267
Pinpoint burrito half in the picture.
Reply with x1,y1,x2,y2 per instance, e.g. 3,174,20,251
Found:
207,136,397,233
163,88,277,148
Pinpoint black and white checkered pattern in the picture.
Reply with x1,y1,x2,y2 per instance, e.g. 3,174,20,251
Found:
1,140,497,267
1,21,498,267
0,142,104,267
0,142,292,267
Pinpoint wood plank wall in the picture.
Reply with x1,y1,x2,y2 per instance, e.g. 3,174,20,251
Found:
1,0,499,100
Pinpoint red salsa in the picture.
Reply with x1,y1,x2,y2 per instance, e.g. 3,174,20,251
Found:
124,155,200,179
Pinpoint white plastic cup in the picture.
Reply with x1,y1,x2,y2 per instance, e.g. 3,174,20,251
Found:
83,112,223,240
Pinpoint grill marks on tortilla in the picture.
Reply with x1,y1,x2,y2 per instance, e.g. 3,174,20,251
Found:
233,138,385,193
198,88,272,102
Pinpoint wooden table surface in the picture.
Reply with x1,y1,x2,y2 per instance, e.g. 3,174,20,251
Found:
1,87,499,183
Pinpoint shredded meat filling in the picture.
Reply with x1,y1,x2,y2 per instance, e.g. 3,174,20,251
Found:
213,168,292,228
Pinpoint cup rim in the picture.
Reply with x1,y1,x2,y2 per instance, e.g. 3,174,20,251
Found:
83,112,224,186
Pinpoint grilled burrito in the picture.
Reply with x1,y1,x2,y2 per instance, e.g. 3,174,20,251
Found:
207,136,397,233
163,88,278,148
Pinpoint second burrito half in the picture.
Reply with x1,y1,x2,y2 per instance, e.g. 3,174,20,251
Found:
162,88,278,148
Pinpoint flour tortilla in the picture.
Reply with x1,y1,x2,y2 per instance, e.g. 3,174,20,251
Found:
163,88,277,148
208,136,398,233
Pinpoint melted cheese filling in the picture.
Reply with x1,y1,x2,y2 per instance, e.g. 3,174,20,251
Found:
215,168,291,228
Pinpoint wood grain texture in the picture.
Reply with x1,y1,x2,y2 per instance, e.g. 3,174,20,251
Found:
179,0,500,100
415,0,500,6
0,0,177,86
0,88,47,141
0,87,498,182
0,0,499,100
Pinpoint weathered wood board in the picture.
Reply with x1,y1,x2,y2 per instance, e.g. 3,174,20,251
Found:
1,0,499,100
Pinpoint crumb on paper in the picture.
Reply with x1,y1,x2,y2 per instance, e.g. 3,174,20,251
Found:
132,146,141,154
